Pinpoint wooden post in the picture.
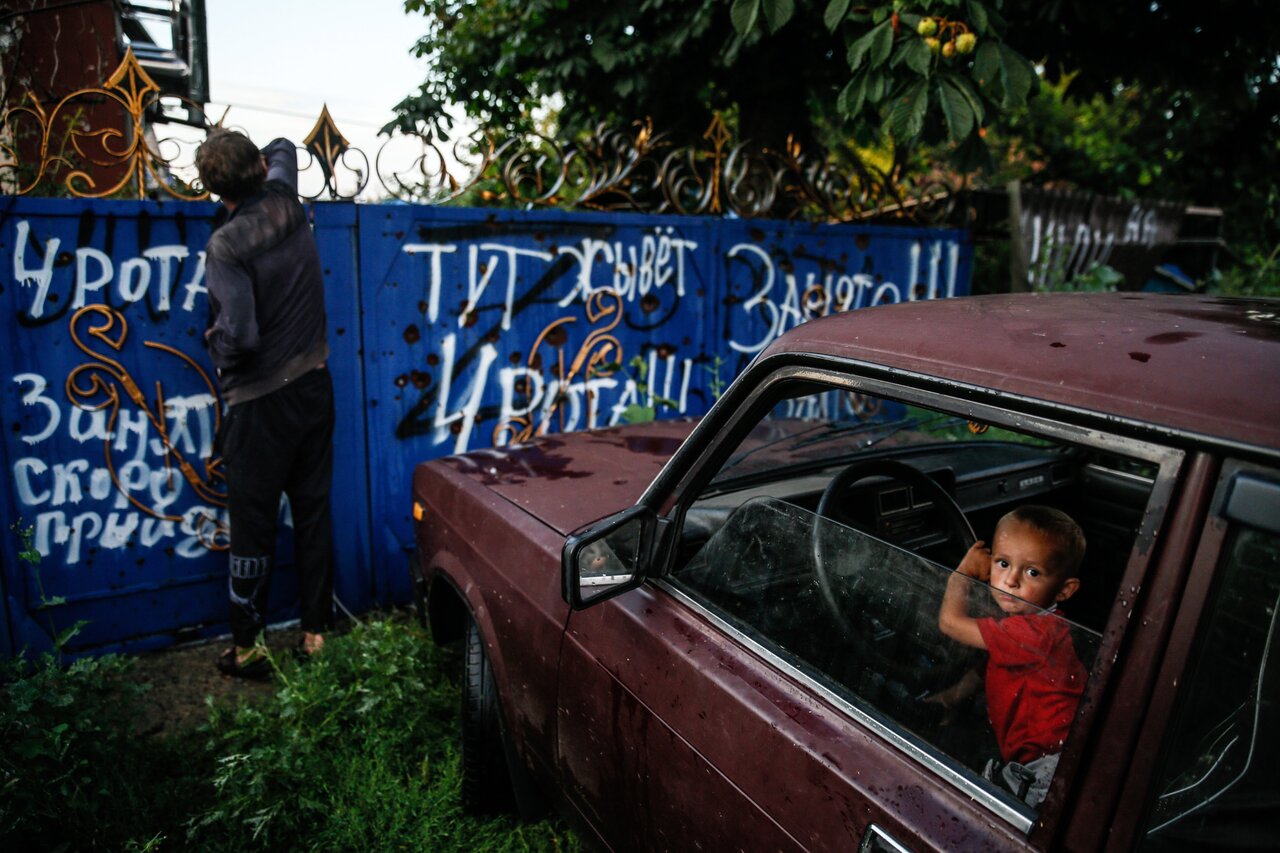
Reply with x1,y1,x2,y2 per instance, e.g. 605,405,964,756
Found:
1007,179,1030,293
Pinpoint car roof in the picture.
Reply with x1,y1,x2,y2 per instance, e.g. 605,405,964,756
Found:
764,293,1280,453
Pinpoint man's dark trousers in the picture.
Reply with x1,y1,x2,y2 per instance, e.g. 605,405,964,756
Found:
221,366,335,647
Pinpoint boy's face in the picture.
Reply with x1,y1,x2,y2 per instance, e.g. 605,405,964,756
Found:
987,518,1080,615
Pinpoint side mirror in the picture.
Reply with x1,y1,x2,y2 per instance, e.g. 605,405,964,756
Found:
562,505,656,609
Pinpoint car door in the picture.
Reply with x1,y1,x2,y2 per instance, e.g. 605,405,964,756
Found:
557,369,1184,851
1090,459,1280,851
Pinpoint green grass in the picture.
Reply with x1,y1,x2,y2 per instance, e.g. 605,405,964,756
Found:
1,617,580,852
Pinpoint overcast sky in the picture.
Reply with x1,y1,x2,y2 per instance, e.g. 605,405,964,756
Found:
173,0,439,198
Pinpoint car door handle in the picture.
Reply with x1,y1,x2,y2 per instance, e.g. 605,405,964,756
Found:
859,823,914,853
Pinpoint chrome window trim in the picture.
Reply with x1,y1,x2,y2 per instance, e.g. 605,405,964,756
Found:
642,363,1183,511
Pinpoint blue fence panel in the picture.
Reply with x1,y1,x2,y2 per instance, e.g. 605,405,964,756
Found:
356,206,972,604
0,197,373,655
1,194,970,655
716,219,974,367
356,206,720,603
310,203,374,626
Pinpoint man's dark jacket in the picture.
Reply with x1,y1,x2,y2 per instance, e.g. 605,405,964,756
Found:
204,138,328,406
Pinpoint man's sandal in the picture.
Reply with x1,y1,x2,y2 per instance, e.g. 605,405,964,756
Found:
217,647,272,680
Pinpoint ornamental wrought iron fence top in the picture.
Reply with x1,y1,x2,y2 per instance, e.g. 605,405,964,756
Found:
1,47,956,224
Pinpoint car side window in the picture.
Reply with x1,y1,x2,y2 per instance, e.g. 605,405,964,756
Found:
667,383,1161,822
1142,481,1280,848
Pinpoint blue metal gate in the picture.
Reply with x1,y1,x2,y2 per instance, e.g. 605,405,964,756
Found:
0,196,971,656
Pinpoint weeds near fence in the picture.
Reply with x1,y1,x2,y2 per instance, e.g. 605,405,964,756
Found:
0,617,579,851
0,637,200,849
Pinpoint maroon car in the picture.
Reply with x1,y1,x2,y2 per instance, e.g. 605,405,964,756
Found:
411,293,1280,851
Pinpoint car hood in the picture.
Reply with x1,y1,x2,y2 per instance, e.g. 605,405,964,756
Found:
431,419,698,535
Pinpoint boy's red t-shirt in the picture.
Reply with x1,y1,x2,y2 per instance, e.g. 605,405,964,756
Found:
977,611,1087,764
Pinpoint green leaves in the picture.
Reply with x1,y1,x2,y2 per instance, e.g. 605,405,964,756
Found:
824,0,852,32
730,0,795,35
889,79,929,140
838,74,867,115
848,19,893,70
966,0,990,34
761,0,795,33
974,40,1036,109
900,36,933,75
937,75,974,140
730,0,759,35
591,37,623,72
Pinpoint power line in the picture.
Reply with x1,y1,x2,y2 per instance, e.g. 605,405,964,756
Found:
208,100,390,130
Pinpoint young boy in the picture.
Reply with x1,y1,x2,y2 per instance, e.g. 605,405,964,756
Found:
935,505,1087,807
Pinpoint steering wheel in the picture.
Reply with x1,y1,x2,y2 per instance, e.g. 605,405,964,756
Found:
810,458,978,691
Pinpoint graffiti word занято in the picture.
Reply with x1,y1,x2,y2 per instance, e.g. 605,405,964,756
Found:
726,238,964,354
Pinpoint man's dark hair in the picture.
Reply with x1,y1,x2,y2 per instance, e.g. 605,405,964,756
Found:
1001,504,1087,577
195,129,264,203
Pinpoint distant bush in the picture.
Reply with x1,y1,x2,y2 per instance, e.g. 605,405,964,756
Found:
1207,242,1280,298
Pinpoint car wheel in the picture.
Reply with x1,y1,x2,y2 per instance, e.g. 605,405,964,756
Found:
460,615,517,815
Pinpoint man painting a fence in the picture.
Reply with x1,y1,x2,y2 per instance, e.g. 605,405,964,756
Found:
196,130,335,677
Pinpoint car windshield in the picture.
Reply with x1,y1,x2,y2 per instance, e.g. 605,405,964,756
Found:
673,496,1102,815
713,397,1057,487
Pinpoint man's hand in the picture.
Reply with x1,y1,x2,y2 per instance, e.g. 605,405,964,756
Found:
956,540,991,582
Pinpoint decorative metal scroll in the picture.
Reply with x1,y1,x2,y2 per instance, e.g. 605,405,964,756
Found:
65,305,228,550
493,289,624,446
301,104,371,202
0,48,208,200
2,48,956,222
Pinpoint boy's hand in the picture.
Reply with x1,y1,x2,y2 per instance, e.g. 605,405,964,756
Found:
956,540,991,582
922,690,959,727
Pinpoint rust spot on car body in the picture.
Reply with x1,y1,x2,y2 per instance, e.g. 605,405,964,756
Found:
1145,331,1202,344
625,436,685,456
440,442,591,484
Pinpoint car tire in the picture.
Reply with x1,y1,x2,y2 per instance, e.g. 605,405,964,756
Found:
461,615,517,815
411,550,429,629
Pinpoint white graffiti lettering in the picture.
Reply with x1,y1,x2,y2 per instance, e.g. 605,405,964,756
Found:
465,243,554,330
1022,203,1163,289
402,229,699,323
555,230,697,307
10,220,204,318
28,505,224,565
9,370,222,563
726,238,960,354
14,221,60,318
433,333,499,453
14,372,61,445
401,243,457,323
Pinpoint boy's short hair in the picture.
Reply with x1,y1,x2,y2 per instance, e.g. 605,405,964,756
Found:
195,129,263,203
1000,505,1086,577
